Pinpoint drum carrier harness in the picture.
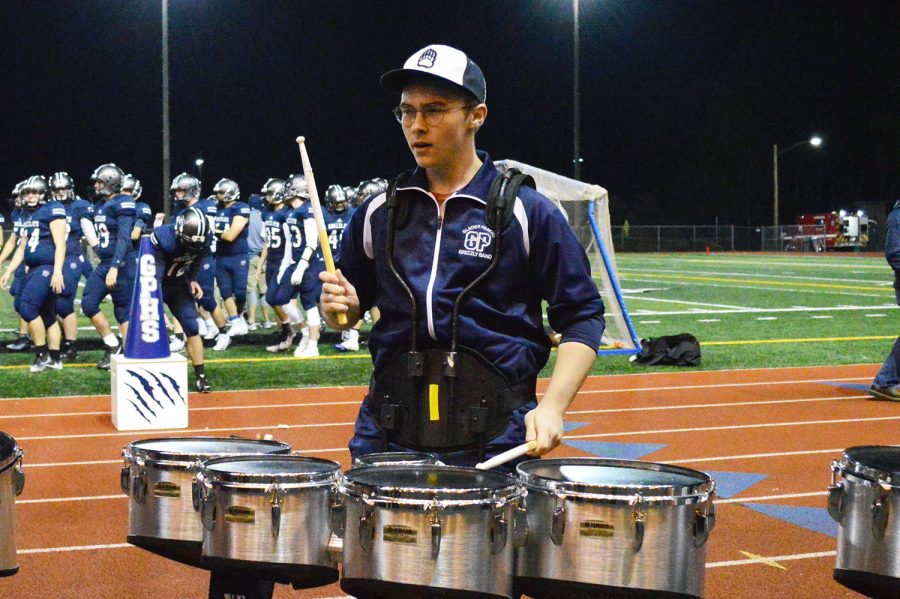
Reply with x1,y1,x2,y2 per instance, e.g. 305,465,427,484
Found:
368,168,537,459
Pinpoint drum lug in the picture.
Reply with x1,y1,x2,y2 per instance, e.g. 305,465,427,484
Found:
359,505,375,553
201,489,217,531
430,503,443,560
693,501,716,547
489,505,508,555
330,495,345,538
13,461,25,497
827,483,844,523
871,486,891,539
120,466,131,496
192,473,206,512
550,495,566,546
631,493,645,553
512,503,529,549
132,469,148,505
269,483,285,539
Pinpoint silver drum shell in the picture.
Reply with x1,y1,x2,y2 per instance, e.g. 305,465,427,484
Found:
121,437,291,543
200,481,337,569
516,489,709,597
0,433,25,576
830,469,900,579
341,495,519,598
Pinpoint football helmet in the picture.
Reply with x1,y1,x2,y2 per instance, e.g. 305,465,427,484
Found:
122,174,143,199
175,206,209,250
22,175,49,208
356,180,382,204
281,174,309,202
324,184,348,213
91,163,125,200
261,178,286,206
213,178,240,203
170,172,201,204
49,172,75,203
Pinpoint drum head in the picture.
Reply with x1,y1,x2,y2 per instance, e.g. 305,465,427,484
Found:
203,455,340,485
352,451,438,467
0,432,22,473
518,458,714,501
127,437,291,464
343,465,518,504
842,446,900,485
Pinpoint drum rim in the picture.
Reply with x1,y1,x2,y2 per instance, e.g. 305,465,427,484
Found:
352,451,439,467
125,436,292,466
200,454,341,487
838,445,900,486
341,464,521,505
516,457,715,499
0,432,23,474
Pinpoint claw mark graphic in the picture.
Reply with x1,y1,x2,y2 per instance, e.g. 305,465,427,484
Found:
126,398,152,424
139,368,179,407
125,382,158,419
127,370,164,409
159,371,186,404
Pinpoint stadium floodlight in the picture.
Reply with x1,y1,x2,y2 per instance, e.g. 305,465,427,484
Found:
839,209,847,218
857,209,864,217
772,134,824,227
195,158,204,181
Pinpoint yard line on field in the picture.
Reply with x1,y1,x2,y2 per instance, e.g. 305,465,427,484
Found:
618,296,754,310
567,394,865,415
638,320,660,324
619,275,889,298
627,304,897,316
1,400,362,420
619,272,887,292
706,551,835,569
619,267,890,286
16,421,356,441
18,543,133,555
697,319,721,323
565,415,900,440
623,257,884,270
704,335,894,346
756,317,777,321
866,314,886,317
810,315,833,319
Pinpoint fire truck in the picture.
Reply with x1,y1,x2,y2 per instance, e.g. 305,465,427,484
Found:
782,211,870,252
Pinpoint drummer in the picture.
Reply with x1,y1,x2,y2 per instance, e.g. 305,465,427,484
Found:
320,44,605,470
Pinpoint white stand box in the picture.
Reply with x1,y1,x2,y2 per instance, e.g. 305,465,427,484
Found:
111,353,189,431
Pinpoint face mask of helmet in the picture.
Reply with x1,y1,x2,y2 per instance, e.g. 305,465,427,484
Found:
324,184,348,213
22,176,48,208
171,173,201,204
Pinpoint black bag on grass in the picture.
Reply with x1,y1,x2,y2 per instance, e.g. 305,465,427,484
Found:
632,333,701,367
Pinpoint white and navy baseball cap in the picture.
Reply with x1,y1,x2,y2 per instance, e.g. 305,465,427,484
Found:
380,44,486,103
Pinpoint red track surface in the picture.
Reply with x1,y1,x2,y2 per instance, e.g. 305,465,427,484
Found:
2,363,897,598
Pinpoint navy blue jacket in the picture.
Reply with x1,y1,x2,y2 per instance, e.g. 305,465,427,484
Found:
338,152,605,388
886,200,900,300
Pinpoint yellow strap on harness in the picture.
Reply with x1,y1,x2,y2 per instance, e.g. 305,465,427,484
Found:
429,384,440,421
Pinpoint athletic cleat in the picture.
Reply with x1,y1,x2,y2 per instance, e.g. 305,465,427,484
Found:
45,358,63,371
6,336,31,352
334,339,360,352
97,347,117,370
228,317,249,337
197,318,208,338
169,335,186,352
203,323,220,341
30,353,51,373
195,374,212,393
262,321,276,329
294,344,319,358
248,322,260,331
212,333,231,351
296,329,310,354
868,385,900,402
61,345,79,362
266,330,295,353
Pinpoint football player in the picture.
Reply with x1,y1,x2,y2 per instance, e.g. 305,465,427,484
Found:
211,178,250,349
1,182,31,351
284,174,322,357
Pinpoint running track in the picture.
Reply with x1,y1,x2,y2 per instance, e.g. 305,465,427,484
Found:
2,364,897,598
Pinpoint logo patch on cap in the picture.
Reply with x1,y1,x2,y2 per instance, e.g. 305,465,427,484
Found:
417,48,437,69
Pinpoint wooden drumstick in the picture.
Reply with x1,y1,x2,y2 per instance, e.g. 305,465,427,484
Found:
475,441,538,470
296,136,347,325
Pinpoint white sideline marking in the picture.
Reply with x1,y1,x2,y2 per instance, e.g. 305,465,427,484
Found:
620,276,888,298
0,400,361,420
19,543,133,555
565,415,900,440
16,421,356,442
638,320,660,324
756,317,778,321
567,395,865,415
621,266,890,285
706,551,835,568
622,296,754,310
716,491,827,505
810,315,833,319
629,304,897,316
697,319,721,323
866,314,887,317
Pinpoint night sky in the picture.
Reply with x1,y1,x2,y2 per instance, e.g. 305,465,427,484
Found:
2,1,897,226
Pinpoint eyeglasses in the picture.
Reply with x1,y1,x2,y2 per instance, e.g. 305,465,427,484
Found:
392,104,474,126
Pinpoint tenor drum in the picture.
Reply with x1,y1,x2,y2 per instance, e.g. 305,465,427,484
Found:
828,446,900,598
120,436,290,567
516,458,716,599
352,451,440,468
0,432,25,577
196,455,341,587
340,465,524,599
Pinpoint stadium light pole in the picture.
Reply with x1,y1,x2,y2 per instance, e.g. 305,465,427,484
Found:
162,0,171,216
573,0,582,181
772,135,823,227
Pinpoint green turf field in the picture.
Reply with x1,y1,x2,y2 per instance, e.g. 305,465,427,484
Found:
0,252,895,398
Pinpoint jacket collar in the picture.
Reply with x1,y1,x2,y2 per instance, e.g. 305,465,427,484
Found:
401,150,497,201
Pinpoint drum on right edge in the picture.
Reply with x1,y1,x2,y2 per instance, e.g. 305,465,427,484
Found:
0,432,25,577
828,446,900,599
516,458,716,599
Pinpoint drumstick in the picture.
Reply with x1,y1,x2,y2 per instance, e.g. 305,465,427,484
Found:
475,441,538,470
296,136,347,325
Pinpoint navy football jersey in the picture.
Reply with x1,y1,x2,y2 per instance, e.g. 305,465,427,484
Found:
284,204,317,261
263,207,290,264
93,194,137,266
151,224,202,280
64,198,94,256
20,201,67,267
323,206,354,262
134,201,153,234
214,201,251,256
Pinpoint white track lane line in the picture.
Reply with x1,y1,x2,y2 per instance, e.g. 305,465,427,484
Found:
1,400,362,420
664,448,846,464
567,395,865,415
715,492,827,505
16,422,356,442
574,375,870,395
565,415,900,440
706,551,836,568
24,448,350,469
18,543,133,555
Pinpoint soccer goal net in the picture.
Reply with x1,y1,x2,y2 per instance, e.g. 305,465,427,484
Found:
495,160,640,355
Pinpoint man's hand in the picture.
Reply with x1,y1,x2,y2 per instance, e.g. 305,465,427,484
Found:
0,272,9,290
319,269,360,329
523,402,566,456
190,281,203,300
290,259,309,286
51,270,64,294
106,266,119,289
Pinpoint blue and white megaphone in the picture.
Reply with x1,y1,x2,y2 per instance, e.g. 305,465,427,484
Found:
124,236,171,359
